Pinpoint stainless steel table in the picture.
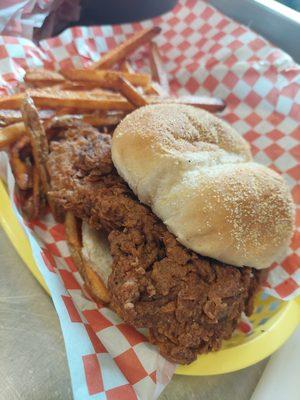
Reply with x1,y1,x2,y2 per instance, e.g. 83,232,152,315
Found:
0,227,268,399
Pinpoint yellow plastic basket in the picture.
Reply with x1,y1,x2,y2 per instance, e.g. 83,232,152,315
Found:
0,179,299,375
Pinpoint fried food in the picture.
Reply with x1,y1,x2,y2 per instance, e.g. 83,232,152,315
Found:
0,122,26,149
0,110,25,125
0,89,134,111
10,135,33,190
119,60,133,73
58,81,118,91
62,69,151,88
116,77,148,107
91,27,161,69
81,112,123,127
21,96,62,220
52,111,124,127
0,89,225,113
31,166,44,219
149,42,170,93
0,93,26,109
148,94,226,112
21,97,49,192
65,211,85,273
46,120,262,364
0,109,55,126
120,60,168,96
24,68,65,87
83,260,111,303
65,211,110,303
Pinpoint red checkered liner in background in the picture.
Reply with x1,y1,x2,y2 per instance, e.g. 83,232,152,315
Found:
0,0,299,398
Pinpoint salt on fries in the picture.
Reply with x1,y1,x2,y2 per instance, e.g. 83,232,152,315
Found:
0,27,226,302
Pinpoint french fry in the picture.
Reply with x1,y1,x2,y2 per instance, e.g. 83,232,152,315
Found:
65,212,82,247
0,91,96,110
65,212,110,303
0,93,26,109
32,166,43,219
59,81,122,93
82,112,124,126
61,69,151,88
21,191,35,220
0,89,225,113
0,89,135,111
21,96,49,192
25,82,64,89
65,211,84,272
21,96,63,220
119,60,134,73
149,42,170,93
29,91,133,111
116,77,148,107
59,81,99,91
55,108,125,127
0,109,55,126
0,122,26,149
0,110,24,125
144,82,168,96
62,88,123,100
148,94,226,112
91,27,161,69
89,88,122,98
24,69,65,86
54,107,78,116
83,261,110,303
59,81,85,90
30,89,133,111
10,135,33,190
120,58,168,96
10,156,31,190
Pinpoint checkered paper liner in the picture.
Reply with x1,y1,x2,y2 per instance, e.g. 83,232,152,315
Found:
0,0,300,398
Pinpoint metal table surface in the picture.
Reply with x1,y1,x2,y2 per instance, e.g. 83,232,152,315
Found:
0,227,268,400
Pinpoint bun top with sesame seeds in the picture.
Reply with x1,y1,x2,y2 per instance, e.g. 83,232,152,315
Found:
112,104,295,269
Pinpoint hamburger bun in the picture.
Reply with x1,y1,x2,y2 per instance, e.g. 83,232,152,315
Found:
112,104,295,269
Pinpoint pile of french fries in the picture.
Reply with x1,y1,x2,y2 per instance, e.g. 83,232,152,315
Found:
0,27,226,302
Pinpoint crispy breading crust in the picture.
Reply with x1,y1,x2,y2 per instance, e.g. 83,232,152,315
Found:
47,120,263,364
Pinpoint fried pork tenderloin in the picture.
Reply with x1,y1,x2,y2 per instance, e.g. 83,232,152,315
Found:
46,120,263,364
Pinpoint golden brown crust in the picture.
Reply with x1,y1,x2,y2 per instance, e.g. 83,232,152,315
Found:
46,122,263,364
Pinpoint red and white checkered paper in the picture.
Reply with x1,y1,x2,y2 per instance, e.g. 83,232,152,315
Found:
0,0,300,398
